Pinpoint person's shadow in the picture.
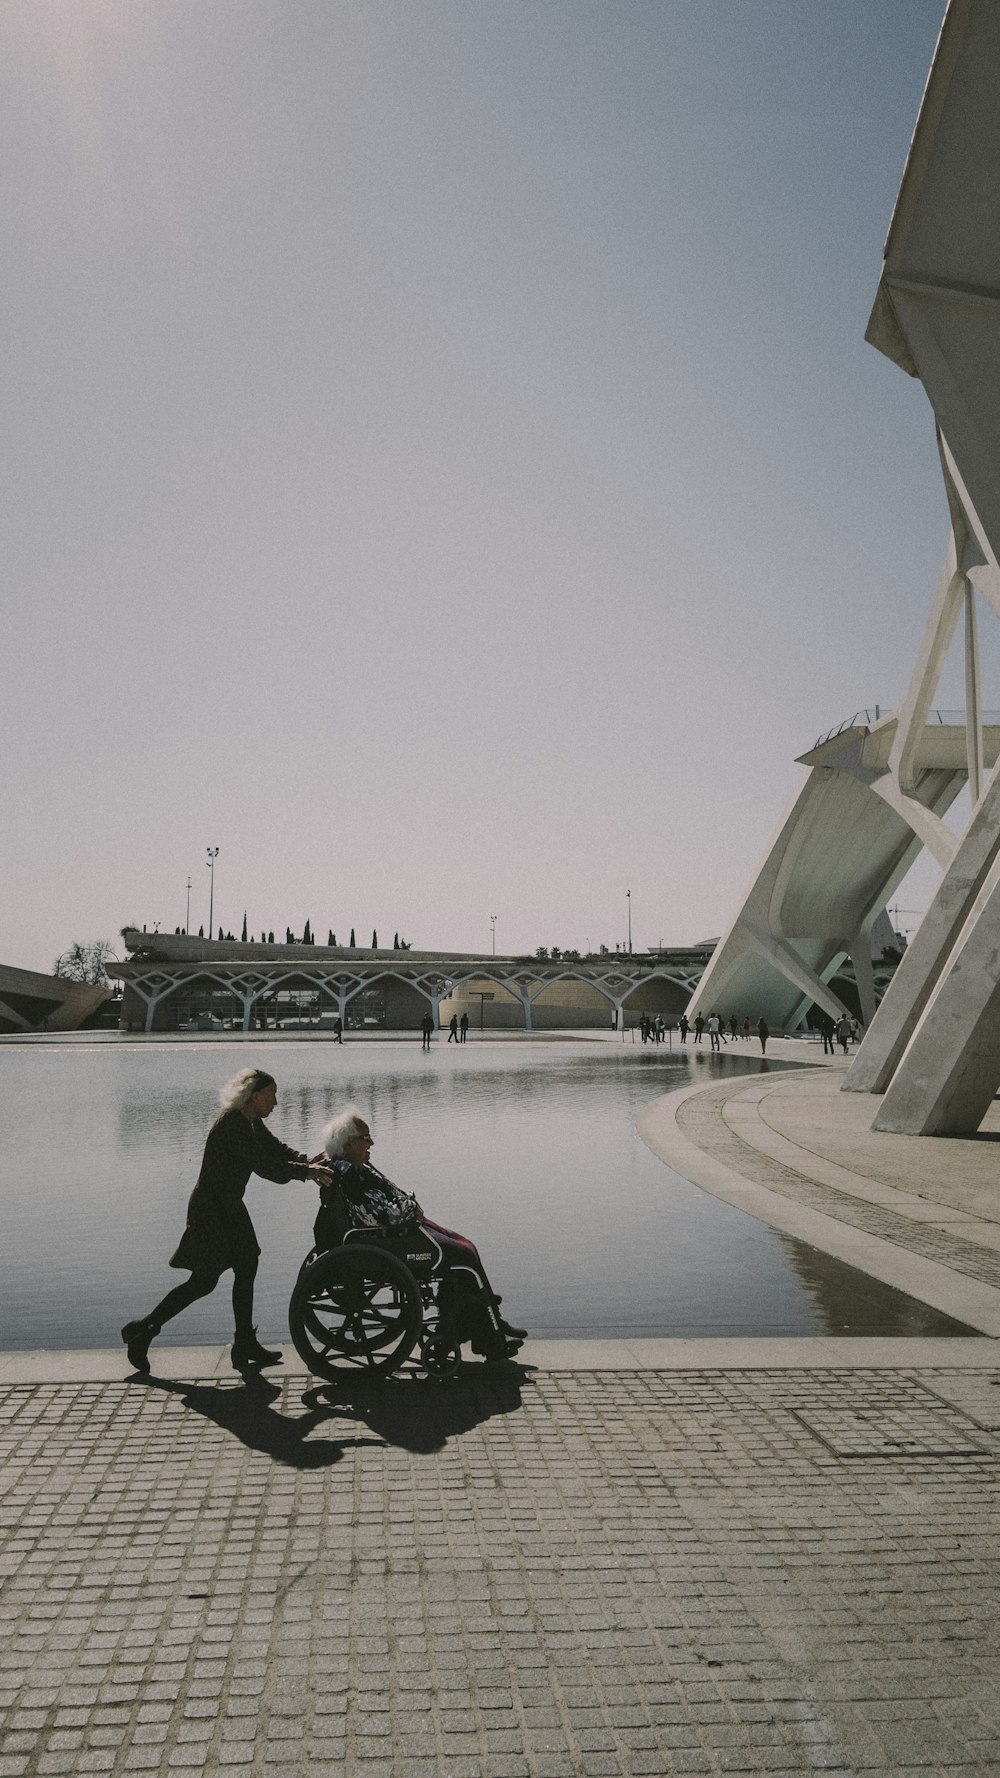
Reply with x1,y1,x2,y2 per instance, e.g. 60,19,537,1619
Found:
138,1372,384,1469
134,1360,529,1464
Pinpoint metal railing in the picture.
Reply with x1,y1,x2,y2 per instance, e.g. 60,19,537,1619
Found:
812,708,1000,750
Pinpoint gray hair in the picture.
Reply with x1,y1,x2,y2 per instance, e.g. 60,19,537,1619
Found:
322,1104,369,1158
218,1068,275,1113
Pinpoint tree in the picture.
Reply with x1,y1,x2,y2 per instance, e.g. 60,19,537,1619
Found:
241,912,248,942
393,932,399,949
218,926,224,941
372,929,378,949
268,931,274,944
52,939,116,987
303,918,312,945
349,928,356,947
198,925,204,938
328,930,334,947
535,947,549,959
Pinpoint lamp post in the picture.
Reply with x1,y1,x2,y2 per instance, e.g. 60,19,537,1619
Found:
206,847,219,939
627,888,632,955
490,914,497,956
185,877,192,935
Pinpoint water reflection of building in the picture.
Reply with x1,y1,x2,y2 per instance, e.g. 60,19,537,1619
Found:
110,928,715,1034
785,1236,972,1339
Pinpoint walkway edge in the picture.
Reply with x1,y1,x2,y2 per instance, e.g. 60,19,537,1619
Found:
3,1333,1000,1385
637,1073,1000,1340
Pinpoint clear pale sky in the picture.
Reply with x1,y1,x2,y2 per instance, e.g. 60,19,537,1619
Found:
3,0,969,970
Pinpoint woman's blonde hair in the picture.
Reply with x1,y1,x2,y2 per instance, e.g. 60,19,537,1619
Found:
218,1068,275,1113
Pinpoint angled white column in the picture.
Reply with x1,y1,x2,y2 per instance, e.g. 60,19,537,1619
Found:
873,842,1000,1133
844,764,1000,1093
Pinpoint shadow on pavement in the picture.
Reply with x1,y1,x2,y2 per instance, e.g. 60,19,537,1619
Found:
299,1361,529,1454
138,1372,385,1469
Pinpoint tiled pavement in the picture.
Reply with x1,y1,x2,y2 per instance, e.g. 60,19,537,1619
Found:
2,1362,1000,1777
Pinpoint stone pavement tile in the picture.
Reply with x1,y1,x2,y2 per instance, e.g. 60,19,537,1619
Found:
2,1370,1000,1778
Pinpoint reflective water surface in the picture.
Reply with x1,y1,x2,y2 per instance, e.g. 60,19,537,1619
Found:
0,1039,971,1348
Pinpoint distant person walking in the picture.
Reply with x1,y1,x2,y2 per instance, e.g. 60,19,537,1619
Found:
707,1013,722,1052
835,1015,852,1054
448,1014,459,1043
459,1011,469,1043
757,1018,769,1056
742,1016,751,1041
693,1013,705,1045
120,1069,332,1376
729,1015,739,1042
332,1015,343,1044
820,1015,835,1056
420,1012,434,1051
678,1014,690,1046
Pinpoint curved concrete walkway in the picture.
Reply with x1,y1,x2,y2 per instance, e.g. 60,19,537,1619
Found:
639,1060,1000,1342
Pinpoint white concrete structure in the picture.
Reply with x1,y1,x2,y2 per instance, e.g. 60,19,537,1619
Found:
688,709,998,1034
111,930,710,1034
843,0,1000,1133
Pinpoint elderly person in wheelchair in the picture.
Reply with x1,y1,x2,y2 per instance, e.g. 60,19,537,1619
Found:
290,1105,524,1376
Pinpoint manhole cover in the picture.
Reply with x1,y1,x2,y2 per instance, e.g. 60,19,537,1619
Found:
791,1403,987,1457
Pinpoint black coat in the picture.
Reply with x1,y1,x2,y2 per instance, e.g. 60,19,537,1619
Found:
170,1108,309,1275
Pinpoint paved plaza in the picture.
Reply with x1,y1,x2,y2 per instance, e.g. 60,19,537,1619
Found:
3,1056,1000,1777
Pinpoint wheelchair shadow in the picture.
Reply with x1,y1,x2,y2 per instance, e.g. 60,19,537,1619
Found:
299,1361,530,1455
138,1372,387,1469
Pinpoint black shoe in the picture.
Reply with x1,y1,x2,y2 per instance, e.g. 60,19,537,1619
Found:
481,1329,523,1363
231,1329,282,1370
498,1319,527,1340
121,1319,155,1375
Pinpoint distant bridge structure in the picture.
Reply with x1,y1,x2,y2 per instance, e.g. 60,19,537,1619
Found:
112,931,712,1034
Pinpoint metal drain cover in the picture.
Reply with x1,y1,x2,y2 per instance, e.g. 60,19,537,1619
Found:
791,1403,988,1457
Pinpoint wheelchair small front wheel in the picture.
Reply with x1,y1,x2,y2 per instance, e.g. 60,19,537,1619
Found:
420,1331,462,1380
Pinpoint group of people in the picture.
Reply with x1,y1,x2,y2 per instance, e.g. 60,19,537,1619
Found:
121,1067,524,1377
416,1011,471,1049
678,1012,771,1053
817,1012,862,1055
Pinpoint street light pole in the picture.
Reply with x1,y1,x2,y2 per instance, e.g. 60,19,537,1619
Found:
206,847,219,939
185,877,192,934
627,888,632,955
490,914,497,956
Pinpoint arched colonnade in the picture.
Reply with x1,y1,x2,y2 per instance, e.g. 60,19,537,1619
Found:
119,958,702,1034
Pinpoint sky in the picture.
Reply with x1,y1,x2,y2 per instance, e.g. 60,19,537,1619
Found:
2,0,974,971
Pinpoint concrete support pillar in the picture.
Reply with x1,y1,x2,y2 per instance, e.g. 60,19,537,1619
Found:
848,929,877,1030
965,577,984,804
873,869,1000,1133
845,765,1000,1094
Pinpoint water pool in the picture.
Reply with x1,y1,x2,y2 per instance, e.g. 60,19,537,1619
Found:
0,1039,968,1348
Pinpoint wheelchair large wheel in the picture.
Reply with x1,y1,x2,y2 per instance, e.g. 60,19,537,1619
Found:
289,1244,423,1380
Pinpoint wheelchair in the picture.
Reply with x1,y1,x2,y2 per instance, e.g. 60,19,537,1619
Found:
288,1220,488,1382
